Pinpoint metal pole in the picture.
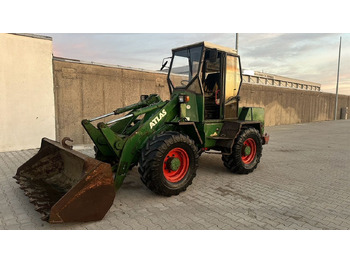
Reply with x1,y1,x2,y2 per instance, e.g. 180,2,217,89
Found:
334,36,342,120
235,33,239,52
89,112,115,122
106,113,133,125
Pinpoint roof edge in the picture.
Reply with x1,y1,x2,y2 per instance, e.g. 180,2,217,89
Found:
53,56,168,75
172,41,237,54
10,33,52,41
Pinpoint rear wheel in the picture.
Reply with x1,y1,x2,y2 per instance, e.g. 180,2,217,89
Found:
222,128,262,174
138,132,199,196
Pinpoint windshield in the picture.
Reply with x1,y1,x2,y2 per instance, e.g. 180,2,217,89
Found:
169,46,202,89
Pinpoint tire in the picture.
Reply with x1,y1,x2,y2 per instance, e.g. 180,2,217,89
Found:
138,131,199,196
222,128,263,174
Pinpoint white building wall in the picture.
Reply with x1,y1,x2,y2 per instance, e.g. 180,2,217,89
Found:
0,33,56,151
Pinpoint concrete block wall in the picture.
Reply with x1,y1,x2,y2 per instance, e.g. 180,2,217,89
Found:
53,59,169,144
239,84,350,126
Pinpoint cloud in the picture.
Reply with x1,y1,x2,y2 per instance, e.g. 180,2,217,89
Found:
238,33,350,94
45,33,237,69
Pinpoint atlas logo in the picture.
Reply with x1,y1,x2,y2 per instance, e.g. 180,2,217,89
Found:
150,109,167,129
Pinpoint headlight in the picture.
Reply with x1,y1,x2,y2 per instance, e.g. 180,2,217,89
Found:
140,95,149,101
178,95,190,103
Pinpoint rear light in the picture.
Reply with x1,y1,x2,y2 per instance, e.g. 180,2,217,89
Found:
263,133,270,145
179,95,190,103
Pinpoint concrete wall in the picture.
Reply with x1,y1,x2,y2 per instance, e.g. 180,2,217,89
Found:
53,59,350,144
239,84,350,126
0,34,55,151
53,59,169,144
243,72,321,91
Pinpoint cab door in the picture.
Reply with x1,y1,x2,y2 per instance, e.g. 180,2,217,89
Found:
224,55,242,119
202,50,223,120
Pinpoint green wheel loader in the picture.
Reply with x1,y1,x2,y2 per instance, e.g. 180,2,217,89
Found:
14,41,269,223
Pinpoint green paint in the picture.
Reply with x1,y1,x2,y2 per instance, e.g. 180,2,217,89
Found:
203,122,224,148
98,123,125,158
239,107,265,124
244,146,251,156
114,173,126,191
170,158,181,171
174,90,199,122
239,107,266,134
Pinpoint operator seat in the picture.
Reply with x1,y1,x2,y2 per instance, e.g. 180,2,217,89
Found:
204,73,220,119
204,73,220,95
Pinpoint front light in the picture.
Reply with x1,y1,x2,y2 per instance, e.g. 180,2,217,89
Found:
140,95,149,101
178,95,190,103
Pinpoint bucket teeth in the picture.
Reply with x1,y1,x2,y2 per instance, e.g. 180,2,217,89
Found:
33,199,52,216
35,205,50,212
35,206,43,211
25,191,48,198
14,137,116,223
28,196,52,206
41,214,49,222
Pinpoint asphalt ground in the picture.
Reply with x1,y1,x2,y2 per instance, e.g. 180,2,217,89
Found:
1,120,350,230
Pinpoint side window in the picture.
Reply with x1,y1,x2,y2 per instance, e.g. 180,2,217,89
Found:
225,55,241,101
224,55,241,119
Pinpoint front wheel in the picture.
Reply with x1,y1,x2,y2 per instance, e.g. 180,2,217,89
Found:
138,132,199,196
222,128,263,174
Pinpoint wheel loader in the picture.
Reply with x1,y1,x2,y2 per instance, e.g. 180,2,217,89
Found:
14,41,269,223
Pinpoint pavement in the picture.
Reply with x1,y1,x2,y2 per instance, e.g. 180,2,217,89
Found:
1,120,350,230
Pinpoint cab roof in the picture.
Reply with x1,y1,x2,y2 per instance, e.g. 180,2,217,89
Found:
172,41,238,55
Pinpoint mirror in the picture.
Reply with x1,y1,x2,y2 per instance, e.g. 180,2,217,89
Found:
160,57,171,71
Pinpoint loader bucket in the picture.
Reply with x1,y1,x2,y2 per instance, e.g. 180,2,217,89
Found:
14,138,116,223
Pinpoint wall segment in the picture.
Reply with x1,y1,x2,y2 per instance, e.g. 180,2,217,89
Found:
53,58,169,144
0,34,55,151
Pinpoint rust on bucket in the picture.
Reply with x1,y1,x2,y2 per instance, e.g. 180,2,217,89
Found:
14,138,116,223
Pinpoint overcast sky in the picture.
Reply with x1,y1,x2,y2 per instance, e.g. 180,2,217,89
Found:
41,33,349,95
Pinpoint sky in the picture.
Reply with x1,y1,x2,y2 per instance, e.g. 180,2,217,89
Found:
41,33,349,95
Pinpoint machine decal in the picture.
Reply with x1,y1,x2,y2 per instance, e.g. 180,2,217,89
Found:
150,109,167,129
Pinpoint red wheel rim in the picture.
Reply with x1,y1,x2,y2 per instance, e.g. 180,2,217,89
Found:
163,147,189,183
241,138,256,164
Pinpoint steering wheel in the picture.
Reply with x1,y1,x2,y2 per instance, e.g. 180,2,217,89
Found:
215,89,220,105
181,80,189,86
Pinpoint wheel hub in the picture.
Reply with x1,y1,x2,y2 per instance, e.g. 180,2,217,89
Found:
163,147,190,183
243,145,251,156
166,157,181,171
241,138,257,164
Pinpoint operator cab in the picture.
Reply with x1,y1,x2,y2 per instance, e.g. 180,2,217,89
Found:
167,41,242,121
